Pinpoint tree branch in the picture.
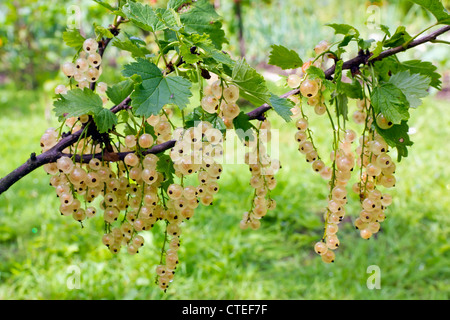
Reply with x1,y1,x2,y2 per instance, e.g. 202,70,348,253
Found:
1,25,449,196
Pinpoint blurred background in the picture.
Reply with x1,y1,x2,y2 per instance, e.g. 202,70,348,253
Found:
0,0,449,299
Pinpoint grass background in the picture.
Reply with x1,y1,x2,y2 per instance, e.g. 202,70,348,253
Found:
0,0,449,300
0,86,448,299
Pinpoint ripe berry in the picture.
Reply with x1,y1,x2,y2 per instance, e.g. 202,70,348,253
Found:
83,38,99,53
287,74,301,88
376,113,394,129
300,79,319,98
139,133,154,149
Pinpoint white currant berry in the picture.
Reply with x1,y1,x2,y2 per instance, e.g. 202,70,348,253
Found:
83,38,99,53
97,82,108,94
376,113,394,129
87,52,102,68
300,79,319,98
75,58,89,72
86,68,100,82
222,85,240,103
287,74,301,88
321,250,335,263
139,133,154,149
295,118,308,131
201,95,219,114
56,156,74,174
211,80,223,98
314,241,328,255
222,102,240,120
124,153,140,167
62,62,76,77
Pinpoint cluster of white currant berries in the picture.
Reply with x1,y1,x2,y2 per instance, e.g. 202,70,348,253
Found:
240,120,279,230
55,37,109,106
169,121,224,206
201,81,241,125
313,129,358,263
63,38,103,84
295,117,327,177
147,110,175,145
352,99,395,239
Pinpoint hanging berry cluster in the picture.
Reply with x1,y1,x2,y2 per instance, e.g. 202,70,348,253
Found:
240,119,279,230
58,38,104,92
285,39,401,263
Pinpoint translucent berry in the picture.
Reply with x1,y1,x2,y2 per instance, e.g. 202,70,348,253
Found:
83,38,99,53
300,79,319,98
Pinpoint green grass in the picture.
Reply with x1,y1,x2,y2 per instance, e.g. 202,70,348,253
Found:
0,86,449,300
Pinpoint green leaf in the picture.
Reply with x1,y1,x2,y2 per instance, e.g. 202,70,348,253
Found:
123,58,192,117
53,88,103,118
232,112,255,142
122,1,162,32
335,93,349,120
167,0,188,10
326,23,360,37
231,58,271,107
94,108,118,133
358,38,375,50
180,0,227,49
184,106,204,128
155,7,182,31
372,56,401,82
269,94,294,122
62,29,86,50
93,0,117,11
370,83,410,124
185,107,226,133
375,121,413,162
190,33,235,71
409,0,450,24
389,71,431,108
106,79,135,105
112,32,148,58
338,34,355,47
400,59,442,89
306,65,326,81
383,26,412,48
179,42,202,64
268,45,303,70
380,24,391,37
210,115,227,134
156,154,175,191
340,78,363,100
369,41,384,61
94,23,114,40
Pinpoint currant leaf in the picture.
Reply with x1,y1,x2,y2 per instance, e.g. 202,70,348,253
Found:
268,45,303,70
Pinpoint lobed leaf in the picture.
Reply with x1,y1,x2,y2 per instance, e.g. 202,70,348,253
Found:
123,58,192,117
268,45,303,70
410,0,450,24
231,58,271,107
389,70,431,108
370,82,410,124
53,88,103,118
269,94,294,122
